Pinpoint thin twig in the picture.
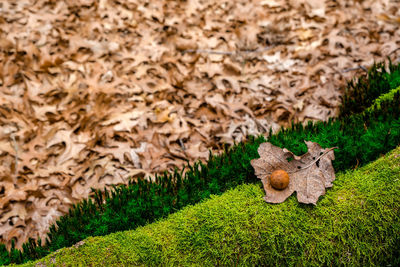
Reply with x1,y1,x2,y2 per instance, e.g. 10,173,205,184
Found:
389,47,400,56
183,49,233,55
388,48,400,64
178,138,186,151
182,46,273,56
342,66,368,73
10,133,18,182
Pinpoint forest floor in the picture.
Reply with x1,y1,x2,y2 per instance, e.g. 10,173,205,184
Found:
0,0,399,249
24,146,400,266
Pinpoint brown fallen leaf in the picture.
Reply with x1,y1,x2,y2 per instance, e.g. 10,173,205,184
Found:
251,141,336,205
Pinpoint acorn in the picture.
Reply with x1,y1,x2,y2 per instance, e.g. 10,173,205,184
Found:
270,170,289,190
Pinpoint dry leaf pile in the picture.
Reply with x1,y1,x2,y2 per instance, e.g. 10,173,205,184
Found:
251,141,336,205
0,0,399,249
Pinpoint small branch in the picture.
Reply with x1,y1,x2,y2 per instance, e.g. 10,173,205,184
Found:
178,138,186,151
342,66,368,73
360,65,368,72
182,46,273,56
389,47,400,56
10,133,18,183
183,49,233,55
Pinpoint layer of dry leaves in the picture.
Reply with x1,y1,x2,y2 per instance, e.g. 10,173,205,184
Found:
0,0,399,249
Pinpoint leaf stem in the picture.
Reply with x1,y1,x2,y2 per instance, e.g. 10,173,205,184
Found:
287,147,338,174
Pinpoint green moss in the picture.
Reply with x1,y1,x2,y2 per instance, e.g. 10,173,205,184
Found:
22,147,400,266
339,60,400,117
368,85,400,111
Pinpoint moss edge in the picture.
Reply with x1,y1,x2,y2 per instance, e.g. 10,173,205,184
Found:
22,146,400,267
368,85,400,111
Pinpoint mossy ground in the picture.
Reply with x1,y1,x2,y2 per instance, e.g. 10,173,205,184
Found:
21,146,400,266
368,85,400,111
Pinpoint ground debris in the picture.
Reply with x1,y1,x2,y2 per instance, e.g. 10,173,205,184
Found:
0,0,399,248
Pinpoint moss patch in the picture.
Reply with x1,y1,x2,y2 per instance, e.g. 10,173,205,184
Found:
368,85,400,111
22,147,400,267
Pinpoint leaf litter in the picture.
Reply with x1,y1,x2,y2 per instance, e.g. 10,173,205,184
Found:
0,0,399,249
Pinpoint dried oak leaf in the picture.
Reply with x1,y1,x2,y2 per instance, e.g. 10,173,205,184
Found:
251,141,336,205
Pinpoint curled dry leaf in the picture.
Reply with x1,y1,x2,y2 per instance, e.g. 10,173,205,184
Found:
251,141,336,205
